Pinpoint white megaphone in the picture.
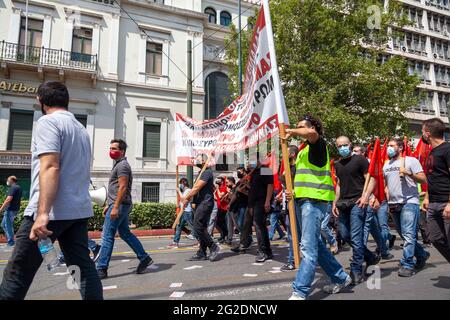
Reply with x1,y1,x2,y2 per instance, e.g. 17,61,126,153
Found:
89,186,107,207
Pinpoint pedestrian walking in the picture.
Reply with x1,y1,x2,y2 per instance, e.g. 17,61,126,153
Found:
0,176,22,247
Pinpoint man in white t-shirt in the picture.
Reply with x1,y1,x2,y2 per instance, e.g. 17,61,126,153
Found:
383,138,430,277
168,178,196,248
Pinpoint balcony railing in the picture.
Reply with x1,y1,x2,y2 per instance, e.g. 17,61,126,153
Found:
0,41,97,72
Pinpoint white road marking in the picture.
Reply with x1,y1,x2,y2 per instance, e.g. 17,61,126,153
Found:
53,272,69,276
252,263,264,266
103,285,118,290
243,273,258,277
192,282,292,299
170,283,183,288
269,270,282,274
170,291,186,298
272,267,281,270
184,265,203,270
121,259,131,262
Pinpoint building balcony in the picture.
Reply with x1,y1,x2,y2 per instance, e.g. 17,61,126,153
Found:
0,41,98,86
0,151,31,169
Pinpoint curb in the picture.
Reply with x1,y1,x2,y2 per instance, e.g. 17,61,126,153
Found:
0,228,176,243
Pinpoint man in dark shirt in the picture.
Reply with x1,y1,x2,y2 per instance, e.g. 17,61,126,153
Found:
333,136,379,284
96,139,153,279
0,176,22,247
421,118,450,263
181,154,220,262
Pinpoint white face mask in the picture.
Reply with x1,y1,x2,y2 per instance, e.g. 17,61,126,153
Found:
6,181,11,187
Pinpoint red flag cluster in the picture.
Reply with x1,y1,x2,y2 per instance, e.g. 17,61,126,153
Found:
367,138,386,203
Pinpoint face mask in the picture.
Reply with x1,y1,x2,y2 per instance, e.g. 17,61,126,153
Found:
237,173,244,179
421,135,430,145
109,150,122,160
338,146,351,158
195,163,203,169
387,146,397,159
6,182,11,187
179,184,185,191
215,179,223,185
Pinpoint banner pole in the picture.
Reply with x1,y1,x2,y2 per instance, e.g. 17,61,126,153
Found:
279,124,301,269
172,155,211,229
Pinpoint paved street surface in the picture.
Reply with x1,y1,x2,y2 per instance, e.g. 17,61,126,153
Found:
0,233,449,300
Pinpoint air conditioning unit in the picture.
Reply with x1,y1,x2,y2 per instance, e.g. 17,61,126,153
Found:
402,46,407,52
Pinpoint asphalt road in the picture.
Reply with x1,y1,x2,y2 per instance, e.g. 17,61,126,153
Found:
0,233,449,300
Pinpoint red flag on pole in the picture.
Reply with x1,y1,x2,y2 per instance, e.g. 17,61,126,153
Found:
367,138,386,203
381,137,388,165
330,159,337,189
367,143,372,159
403,136,412,157
413,138,432,192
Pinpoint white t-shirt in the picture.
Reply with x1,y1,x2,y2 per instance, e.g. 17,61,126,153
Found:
180,188,192,212
24,110,93,220
383,156,423,205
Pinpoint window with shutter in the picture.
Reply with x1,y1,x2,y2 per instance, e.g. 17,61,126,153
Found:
142,182,160,202
7,111,34,151
75,115,87,128
143,122,161,158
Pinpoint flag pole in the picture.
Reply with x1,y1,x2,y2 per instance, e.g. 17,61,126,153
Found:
279,124,301,269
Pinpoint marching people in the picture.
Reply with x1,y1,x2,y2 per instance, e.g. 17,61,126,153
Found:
322,203,339,254
285,114,351,300
333,136,380,285
420,118,450,263
214,176,229,243
96,139,153,279
225,176,237,245
0,82,103,300
168,178,196,248
383,138,430,276
0,176,22,247
181,154,220,262
269,189,286,241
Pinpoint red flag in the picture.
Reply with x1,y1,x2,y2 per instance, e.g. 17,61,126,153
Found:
330,159,337,189
368,138,386,203
403,136,412,157
367,143,372,159
413,139,432,192
381,137,388,164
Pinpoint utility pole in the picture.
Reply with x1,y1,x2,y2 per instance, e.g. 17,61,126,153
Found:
238,0,243,96
187,40,193,186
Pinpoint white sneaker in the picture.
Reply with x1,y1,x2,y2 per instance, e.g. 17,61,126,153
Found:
322,275,352,294
186,235,196,240
288,292,305,300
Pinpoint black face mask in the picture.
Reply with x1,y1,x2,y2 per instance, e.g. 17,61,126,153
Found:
237,173,244,179
196,163,203,169
421,135,430,145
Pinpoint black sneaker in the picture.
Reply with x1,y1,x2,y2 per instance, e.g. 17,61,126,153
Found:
92,245,102,263
136,256,153,274
266,252,274,260
97,269,108,280
225,240,232,246
415,251,430,270
280,263,295,271
209,244,220,262
350,271,364,285
368,253,381,266
398,266,415,277
189,252,208,261
389,235,397,250
381,253,394,260
230,246,241,253
255,252,268,263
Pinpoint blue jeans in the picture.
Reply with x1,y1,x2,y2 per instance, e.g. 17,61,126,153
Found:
292,200,349,298
269,211,285,240
286,199,302,264
377,201,395,244
364,206,390,256
1,210,18,246
97,204,150,270
173,210,195,243
338,204,377,275
321,203,337,246
237,207,246,231
390,203,428,270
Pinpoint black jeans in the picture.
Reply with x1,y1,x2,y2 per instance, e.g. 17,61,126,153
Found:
0,216,103,300
427,202,450,263
216,209,228,240
252,204,272,255
239,207,254,248
193,201,215,255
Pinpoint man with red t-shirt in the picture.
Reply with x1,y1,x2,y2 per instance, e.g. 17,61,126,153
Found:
214,177,229,243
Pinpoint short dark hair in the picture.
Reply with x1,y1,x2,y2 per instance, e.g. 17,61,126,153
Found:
300,113,323,136
389,138,404,150
237,166,246,172
37,81,69,109
179,177,189,187
288,145,299,157
422,118,447,139
227,176,236,184
110,139,128,152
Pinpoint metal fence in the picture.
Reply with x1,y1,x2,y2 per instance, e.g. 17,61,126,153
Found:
0,41,97,72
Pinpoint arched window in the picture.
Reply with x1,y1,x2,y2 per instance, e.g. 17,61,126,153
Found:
205,7,217,24
204,72,231,120
220,11,232,26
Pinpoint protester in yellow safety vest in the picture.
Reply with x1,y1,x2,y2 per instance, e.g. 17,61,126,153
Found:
284,114,351,300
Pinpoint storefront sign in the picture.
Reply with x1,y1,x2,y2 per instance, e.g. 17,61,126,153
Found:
0,81,38,94
0,152,31,168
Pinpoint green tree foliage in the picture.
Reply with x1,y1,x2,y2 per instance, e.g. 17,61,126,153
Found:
225,0,420,146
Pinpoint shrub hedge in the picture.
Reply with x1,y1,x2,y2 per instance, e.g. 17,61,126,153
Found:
0,201,177,233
